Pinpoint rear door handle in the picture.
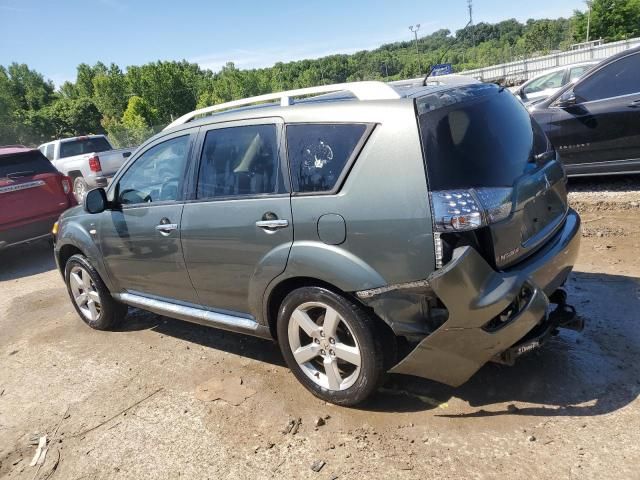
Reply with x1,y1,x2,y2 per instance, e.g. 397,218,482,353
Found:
255,219,289,230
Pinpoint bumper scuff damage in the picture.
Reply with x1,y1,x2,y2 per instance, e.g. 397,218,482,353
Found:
365,209,582,387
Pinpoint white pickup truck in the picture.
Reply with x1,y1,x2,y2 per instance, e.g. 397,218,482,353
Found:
38,135,136,199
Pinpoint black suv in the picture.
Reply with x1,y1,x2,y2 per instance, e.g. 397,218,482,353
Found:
530,46,640,176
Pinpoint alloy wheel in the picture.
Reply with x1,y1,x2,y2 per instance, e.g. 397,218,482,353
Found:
69,265,102,321
73,178,86,201
287,301,362,391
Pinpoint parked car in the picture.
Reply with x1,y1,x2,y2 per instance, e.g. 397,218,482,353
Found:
53,80,582,405
530,47,640,176
38,135,135,200
0,146,77,250
510,62,597,104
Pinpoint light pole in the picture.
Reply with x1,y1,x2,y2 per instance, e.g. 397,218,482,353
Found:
586,0,592,43
409,24,422,74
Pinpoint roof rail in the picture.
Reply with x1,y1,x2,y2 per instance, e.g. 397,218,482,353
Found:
163,81,401,130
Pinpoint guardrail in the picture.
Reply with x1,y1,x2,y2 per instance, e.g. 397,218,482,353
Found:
460,37,640,83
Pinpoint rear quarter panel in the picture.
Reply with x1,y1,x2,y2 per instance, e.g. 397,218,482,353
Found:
274,101,435,292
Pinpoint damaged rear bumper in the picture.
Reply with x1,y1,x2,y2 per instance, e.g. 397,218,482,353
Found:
387,209,581,387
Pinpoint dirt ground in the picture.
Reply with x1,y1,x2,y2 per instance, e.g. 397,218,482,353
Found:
1,177,639,480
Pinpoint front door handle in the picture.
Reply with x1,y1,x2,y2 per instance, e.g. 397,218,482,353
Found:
255,219,289,230
155,218,178,235
629,99,640,108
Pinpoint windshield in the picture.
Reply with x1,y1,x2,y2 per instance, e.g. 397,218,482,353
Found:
59,137,111,159
417,84,550,190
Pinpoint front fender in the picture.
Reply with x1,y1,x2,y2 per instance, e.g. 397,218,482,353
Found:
55,216,114,291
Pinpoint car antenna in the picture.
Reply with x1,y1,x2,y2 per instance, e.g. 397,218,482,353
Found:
423,20,471,86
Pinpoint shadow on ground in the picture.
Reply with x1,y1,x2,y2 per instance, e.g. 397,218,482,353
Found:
114,270,640,418
0,239,56,281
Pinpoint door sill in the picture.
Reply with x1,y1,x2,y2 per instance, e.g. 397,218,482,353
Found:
115,292,272,339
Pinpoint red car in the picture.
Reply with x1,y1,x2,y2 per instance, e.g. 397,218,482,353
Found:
0,145,77,249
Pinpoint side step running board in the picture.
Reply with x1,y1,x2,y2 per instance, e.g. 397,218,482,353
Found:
115,292,272,339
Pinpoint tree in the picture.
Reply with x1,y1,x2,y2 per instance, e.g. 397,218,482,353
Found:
572,0,640,42
37,97,103,139
75,62,107,98
5,63,55,111
127,61,201,124
92,63,129,119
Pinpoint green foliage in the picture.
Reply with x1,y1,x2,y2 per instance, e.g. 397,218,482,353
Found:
0,6,638,147
572,0,640,42
92,64,128,119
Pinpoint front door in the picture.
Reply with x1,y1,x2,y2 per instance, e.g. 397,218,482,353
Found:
548,51,640,174
181,120,293,316
99,132,199,303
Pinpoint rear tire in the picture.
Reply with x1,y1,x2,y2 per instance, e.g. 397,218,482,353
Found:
73,176,88,202
277,286,386,406
64,254,127,330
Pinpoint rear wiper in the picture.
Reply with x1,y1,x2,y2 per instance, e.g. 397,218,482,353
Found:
6,171,36,179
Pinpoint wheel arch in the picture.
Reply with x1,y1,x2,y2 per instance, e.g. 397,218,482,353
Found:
58,243,84,275
265,275,399,370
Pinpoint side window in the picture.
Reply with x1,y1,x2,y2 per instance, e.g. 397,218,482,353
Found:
575,54,640,102
117,135,190,205
523,70,564,95
197,124,282,199
287,124,368,193
45,144,54,161
568,65,591,83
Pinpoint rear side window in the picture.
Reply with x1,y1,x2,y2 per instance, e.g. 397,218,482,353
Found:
418,84,543,190
197,124,282,199
59,137,111,159
0,151,57,178
287,124,368,193
575,53,640,102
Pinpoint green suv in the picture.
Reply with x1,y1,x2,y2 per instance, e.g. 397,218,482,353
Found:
53,81,582,405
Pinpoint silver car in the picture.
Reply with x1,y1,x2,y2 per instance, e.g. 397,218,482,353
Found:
511,62,597,104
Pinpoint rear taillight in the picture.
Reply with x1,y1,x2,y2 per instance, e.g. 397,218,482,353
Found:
88,155,102,172
430,188,513,232
61,176,71,194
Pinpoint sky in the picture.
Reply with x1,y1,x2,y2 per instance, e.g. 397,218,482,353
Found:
0,0,586,87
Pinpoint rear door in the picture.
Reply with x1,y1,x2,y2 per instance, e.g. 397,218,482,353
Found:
98,131,199,303
181,118,292,315
547,51,640,174
0,150,69,228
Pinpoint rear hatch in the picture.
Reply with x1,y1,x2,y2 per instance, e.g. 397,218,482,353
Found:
417,83,568,270
0,150,71,229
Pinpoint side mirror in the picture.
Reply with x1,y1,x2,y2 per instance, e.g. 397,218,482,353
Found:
84,188,108,214
518,89,527,100
556,91,577,108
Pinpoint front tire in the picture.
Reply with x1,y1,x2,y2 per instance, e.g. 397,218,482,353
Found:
277,286,386,406
64,254,127,330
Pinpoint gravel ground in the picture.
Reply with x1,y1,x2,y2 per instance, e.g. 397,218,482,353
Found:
567,176,640,211
0,177,639,480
